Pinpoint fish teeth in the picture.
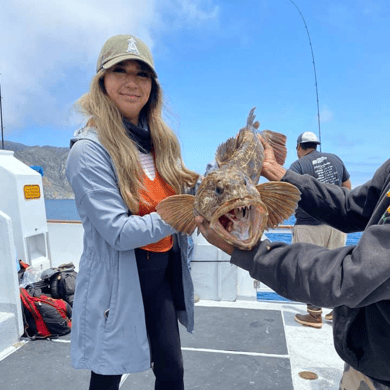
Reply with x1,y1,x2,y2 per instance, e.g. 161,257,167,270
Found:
230,206,251,221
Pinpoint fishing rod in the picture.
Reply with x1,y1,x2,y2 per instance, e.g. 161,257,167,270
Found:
0,74,4,150
288,0,322,151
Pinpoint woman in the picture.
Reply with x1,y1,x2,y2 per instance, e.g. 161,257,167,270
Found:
66,34,199,390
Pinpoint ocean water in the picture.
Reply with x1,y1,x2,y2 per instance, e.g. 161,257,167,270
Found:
45,199,80,221
267,215,362,246
44,199,362,245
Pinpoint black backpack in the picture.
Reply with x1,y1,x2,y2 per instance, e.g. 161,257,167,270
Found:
41,263,77,307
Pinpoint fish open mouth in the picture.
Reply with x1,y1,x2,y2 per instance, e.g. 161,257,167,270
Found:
219,206,252,239
211,200,267,250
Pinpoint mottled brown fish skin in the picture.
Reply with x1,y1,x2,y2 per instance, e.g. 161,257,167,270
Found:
195,166,261,220
194,165,269,249
156,107,301,250
216,123,264,184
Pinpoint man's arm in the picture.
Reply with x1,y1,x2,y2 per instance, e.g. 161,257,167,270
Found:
230,222,390,309
259,138,375,232
195,216,390,309
342,179,352,190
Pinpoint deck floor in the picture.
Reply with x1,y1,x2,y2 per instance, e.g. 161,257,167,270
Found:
0,300,344,390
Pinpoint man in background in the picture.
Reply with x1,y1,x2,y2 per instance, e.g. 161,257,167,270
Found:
291,131,351,328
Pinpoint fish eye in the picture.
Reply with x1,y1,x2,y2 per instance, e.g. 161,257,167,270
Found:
215,186,224,195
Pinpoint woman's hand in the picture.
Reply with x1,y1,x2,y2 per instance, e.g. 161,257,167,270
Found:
194,216,234,255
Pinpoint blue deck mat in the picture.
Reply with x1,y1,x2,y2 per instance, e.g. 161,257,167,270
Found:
257,291,293,302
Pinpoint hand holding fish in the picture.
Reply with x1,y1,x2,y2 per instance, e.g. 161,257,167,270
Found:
258,136,287,182
156,108,301,251
195,216,234,255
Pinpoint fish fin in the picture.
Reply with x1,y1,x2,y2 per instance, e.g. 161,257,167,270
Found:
256,182,301,229
216,107,259,166
215,136,239,166
156,195,196,235
246,107,260,131
246,107,257,129
259,130,287,166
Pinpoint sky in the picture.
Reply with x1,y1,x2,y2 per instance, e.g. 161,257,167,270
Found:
1,0,389,187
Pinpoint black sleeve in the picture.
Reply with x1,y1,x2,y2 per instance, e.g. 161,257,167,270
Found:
231,220,390,308
281,160,390,233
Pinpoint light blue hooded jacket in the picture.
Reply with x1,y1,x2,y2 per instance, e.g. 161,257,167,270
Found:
65,126,194,375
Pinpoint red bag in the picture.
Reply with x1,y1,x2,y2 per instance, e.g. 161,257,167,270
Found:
20,287,72,339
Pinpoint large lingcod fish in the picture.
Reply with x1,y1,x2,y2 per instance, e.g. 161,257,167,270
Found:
156,107,301,250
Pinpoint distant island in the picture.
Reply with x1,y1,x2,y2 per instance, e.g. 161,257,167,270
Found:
4,141,74,199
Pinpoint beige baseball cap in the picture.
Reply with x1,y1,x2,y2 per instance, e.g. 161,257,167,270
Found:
96,34,157,77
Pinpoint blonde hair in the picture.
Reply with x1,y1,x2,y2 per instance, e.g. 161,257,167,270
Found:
76,66,199,214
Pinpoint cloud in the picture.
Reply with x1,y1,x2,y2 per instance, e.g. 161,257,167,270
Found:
359,0,384,18
332,133,359,148
326,0,386,30
170,0,219,21
0,0,218,134
319,105,333,123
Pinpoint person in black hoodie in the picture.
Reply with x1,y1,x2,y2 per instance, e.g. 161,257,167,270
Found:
195,139,390,389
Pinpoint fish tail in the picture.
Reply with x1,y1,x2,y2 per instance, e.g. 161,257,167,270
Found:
260,130,287,166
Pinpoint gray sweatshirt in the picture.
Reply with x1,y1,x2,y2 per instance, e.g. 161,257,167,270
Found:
231,159,390,385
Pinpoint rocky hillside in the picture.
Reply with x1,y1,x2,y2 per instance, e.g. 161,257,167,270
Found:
4,141,74,199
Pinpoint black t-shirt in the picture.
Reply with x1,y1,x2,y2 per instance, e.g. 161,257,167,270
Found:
289,150,350,225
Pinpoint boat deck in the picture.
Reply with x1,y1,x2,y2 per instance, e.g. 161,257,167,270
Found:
0,299,343,390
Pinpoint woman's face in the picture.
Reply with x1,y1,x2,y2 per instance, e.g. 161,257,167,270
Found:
104,60,152,124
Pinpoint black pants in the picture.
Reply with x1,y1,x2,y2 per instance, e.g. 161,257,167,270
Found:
89,372,121,390
89,249,184,390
